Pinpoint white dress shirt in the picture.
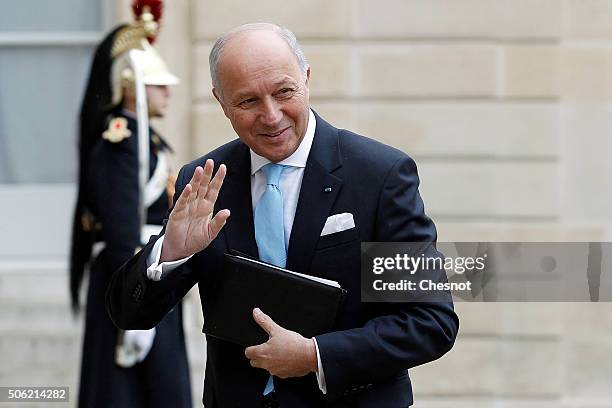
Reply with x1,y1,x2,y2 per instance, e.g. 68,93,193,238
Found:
145,109,327,393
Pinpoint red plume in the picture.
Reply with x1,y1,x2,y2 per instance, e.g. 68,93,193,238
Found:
131,0,164,43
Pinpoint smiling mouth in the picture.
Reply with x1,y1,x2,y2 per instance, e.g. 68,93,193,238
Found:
261,127,290,137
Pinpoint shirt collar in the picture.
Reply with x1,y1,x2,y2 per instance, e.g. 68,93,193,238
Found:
250,109,316,175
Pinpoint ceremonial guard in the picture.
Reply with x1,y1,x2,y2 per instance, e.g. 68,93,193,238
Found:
69,1,192,406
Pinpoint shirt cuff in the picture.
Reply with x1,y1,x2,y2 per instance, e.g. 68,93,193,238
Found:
146,235,192,281
313,337,327,394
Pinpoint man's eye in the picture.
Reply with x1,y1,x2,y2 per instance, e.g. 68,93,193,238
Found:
277,88,294,96
239,98,256,106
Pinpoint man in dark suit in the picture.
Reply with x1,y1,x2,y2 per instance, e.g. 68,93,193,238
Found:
107,23,459,407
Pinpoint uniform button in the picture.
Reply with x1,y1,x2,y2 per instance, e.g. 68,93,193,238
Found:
132,284,143,301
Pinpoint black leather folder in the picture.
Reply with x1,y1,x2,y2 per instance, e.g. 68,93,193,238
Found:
202,253,347,347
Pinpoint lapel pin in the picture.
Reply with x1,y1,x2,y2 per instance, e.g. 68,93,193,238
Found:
324,187,332,193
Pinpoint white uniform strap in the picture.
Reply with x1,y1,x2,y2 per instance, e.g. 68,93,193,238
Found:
143,150,168,208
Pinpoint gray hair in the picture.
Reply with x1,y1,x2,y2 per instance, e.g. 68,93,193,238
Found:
209,23,309,91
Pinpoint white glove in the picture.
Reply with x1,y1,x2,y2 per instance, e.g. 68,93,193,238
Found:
115,328,156,368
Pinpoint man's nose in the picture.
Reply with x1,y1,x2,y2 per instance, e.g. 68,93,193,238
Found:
259,98,282,127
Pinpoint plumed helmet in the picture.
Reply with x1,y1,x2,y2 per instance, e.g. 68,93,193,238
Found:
109,0,179,106
110,40,179,105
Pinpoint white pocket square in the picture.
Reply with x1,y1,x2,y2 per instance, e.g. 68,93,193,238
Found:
320,213,355,236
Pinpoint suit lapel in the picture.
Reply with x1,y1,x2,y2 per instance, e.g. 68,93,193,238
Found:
286,113,343,275
218,143,259,258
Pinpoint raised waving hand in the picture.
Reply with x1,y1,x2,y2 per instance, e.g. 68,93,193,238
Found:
160,159,230,262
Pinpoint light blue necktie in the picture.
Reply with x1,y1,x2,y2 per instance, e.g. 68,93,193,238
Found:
254,163,286,396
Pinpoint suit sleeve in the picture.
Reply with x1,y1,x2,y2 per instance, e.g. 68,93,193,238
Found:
314,156,459,396
105,165,200,330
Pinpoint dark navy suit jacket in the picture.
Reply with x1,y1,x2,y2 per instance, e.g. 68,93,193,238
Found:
107,112,459,407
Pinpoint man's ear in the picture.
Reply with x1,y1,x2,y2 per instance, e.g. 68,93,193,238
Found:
305,65,311,86
212,88,230,118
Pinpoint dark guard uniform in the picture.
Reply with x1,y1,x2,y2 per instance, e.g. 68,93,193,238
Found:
69,2,192,407
78,112,191,408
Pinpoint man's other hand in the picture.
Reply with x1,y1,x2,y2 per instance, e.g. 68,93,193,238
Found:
244,308,318,379
160,159,230,262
